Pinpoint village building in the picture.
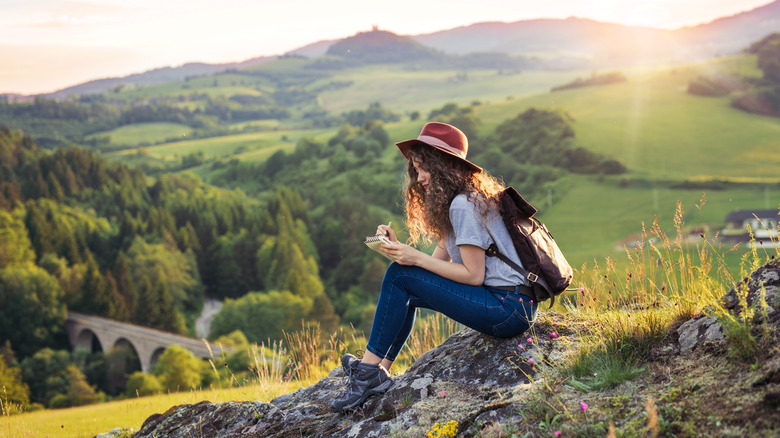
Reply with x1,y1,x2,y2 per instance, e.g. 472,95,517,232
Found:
722,209,779,243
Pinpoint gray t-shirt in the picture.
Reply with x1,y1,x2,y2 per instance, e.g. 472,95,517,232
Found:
445,193,529,287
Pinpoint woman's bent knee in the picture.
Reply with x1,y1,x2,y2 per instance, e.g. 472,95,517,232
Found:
383,262,416,283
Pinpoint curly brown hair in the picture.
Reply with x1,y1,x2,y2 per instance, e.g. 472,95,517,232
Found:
404,143,505,245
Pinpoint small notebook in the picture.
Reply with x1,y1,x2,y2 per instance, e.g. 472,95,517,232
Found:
364,234,393,260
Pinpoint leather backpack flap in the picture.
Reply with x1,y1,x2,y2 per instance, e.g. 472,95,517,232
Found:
501,186,537,219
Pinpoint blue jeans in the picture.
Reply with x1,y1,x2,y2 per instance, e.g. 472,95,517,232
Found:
366,263,538,361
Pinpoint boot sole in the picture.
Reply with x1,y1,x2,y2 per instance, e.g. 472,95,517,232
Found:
331,379,394,412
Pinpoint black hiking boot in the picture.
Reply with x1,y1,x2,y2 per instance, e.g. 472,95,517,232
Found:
330,362,393,412
341,353,361,375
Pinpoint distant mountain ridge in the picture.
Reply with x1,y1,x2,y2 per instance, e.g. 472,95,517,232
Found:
293,1,780,62
19,0,780,98
412,1,780,64
45,56,275,100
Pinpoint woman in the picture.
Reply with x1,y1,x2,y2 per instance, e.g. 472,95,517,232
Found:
331,122,537,413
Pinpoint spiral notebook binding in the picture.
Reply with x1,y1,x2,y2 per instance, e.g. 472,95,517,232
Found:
364,234,391,244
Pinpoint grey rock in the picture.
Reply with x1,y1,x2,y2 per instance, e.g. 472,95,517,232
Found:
677,315,724,353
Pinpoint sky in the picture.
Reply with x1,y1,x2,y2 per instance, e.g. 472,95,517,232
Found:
0,0,773,95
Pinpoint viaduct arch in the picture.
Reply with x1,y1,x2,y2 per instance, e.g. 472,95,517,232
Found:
64,312,229,373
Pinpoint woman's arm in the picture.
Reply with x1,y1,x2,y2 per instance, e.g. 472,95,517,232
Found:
431,239,451,262
381,242,485,286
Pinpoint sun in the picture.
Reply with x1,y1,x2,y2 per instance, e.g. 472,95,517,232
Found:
621,3,673,28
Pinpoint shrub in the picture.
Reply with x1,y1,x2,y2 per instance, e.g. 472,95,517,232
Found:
0,355,30,414
687,73,744,97
731,89,780,117
125,372,162,397
45,365,100,408
551,72,627,92
152,345,203,392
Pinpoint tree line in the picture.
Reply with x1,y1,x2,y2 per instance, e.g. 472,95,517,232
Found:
0,94,295,150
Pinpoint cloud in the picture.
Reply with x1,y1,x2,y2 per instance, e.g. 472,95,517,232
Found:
6,0,135,30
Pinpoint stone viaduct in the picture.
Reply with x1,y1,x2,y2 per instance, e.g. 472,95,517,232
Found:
64,312,230,373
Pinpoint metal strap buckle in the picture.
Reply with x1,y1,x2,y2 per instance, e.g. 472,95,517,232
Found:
527,272,539,283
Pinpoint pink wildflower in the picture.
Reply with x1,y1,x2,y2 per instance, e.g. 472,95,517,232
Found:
518,344,525,350
578,286,585,294
550,332,558,338
528,358,535,365
554,432,561,437
580,401,589,412
527,337,533,343
440,390,446,398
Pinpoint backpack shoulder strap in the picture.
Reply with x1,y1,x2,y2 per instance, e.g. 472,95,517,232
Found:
486,243,555,306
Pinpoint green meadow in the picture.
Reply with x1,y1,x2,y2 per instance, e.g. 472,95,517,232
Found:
112,73,275,102
106,128,333,163
86,122,193,147
315,65,587,114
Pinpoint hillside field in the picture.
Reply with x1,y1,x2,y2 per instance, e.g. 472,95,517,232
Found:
477,55,780,181
86,122,193,147
315,65,587,114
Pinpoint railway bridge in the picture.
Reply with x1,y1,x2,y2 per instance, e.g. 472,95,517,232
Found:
64,312,229,373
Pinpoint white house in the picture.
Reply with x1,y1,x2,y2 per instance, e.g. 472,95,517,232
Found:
723,209,779,241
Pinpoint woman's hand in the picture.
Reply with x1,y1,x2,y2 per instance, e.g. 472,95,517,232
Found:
375,222,415,264
380,241,421,266
376,223,397,243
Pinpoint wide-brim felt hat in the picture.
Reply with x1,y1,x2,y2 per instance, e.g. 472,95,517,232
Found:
395,122,482,173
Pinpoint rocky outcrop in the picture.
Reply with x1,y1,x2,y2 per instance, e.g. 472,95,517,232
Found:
131,314,576,438
677,259,779,354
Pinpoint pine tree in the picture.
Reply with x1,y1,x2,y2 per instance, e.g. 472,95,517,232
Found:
112,251,137,321
152,277,186,334
132,277,160,327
